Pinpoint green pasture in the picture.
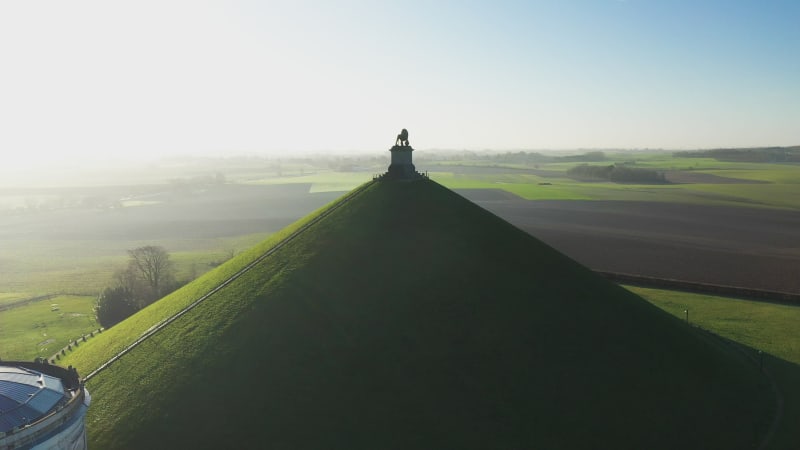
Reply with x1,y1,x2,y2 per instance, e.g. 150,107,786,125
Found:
627,287,799,365
425,155,800,210
0,233,273,360
0,294,98,361
628,286,800,449
612,156,745,170
433,170,800,209
0,241,120,297
703,166,800,183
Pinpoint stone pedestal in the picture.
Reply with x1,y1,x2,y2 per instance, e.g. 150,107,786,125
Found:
387,145,418,179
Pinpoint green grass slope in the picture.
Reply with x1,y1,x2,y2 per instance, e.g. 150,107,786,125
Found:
71,179,771,449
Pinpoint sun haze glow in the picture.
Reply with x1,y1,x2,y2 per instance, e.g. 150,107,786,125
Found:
1,0,798,169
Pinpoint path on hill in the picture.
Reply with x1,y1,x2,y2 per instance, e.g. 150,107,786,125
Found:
462,193,800,295
83,180,376,382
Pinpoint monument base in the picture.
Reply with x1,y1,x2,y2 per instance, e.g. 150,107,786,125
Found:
386,163,419,179
382,145,424,180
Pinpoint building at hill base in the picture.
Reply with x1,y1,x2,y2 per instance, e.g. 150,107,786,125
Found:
0,362,90,450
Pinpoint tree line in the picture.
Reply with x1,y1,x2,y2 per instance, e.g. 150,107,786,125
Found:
675,146,800,163
567,164,666,183
486,151,607,165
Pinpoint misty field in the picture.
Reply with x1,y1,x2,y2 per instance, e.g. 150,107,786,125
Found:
0,183,341,297
245,171,373,192
0,180,343,360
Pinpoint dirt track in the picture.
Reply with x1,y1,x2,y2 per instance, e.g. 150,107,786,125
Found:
458,190,800,294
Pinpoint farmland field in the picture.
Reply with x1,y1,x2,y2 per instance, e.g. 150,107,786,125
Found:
0,183,341,298
0,294,98,361
422,155,800,209
467,196,800,294
412,152,800,294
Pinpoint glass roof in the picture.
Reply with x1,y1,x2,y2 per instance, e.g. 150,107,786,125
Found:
0,365,68,432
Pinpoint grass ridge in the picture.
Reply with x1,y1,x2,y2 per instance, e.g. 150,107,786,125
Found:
62,180,376,374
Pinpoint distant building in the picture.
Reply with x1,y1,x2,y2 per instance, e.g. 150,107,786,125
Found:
0,361,90,449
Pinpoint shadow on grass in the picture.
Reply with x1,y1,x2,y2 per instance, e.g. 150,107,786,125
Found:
760,357,800,450
693,326,798,450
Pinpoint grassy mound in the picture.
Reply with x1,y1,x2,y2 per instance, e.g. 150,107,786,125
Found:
70,180,771,449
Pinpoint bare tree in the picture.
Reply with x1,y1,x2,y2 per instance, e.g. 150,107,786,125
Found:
114,266,140,294
127,245,174,301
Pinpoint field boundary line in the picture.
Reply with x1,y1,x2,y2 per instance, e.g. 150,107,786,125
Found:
0,294,57,312
598,271,800,304
83,180,376,382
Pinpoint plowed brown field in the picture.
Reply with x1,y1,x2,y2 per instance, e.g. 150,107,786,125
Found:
461,190,800,294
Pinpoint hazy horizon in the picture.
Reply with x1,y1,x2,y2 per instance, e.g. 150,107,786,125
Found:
1,0,798,173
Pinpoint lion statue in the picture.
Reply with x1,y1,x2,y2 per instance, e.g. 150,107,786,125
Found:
395,128,410,147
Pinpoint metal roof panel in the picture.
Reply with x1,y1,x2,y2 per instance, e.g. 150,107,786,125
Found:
0,380,38,404
27,388,66,414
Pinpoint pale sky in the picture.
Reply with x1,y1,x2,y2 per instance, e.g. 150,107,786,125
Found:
1,0,798,167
